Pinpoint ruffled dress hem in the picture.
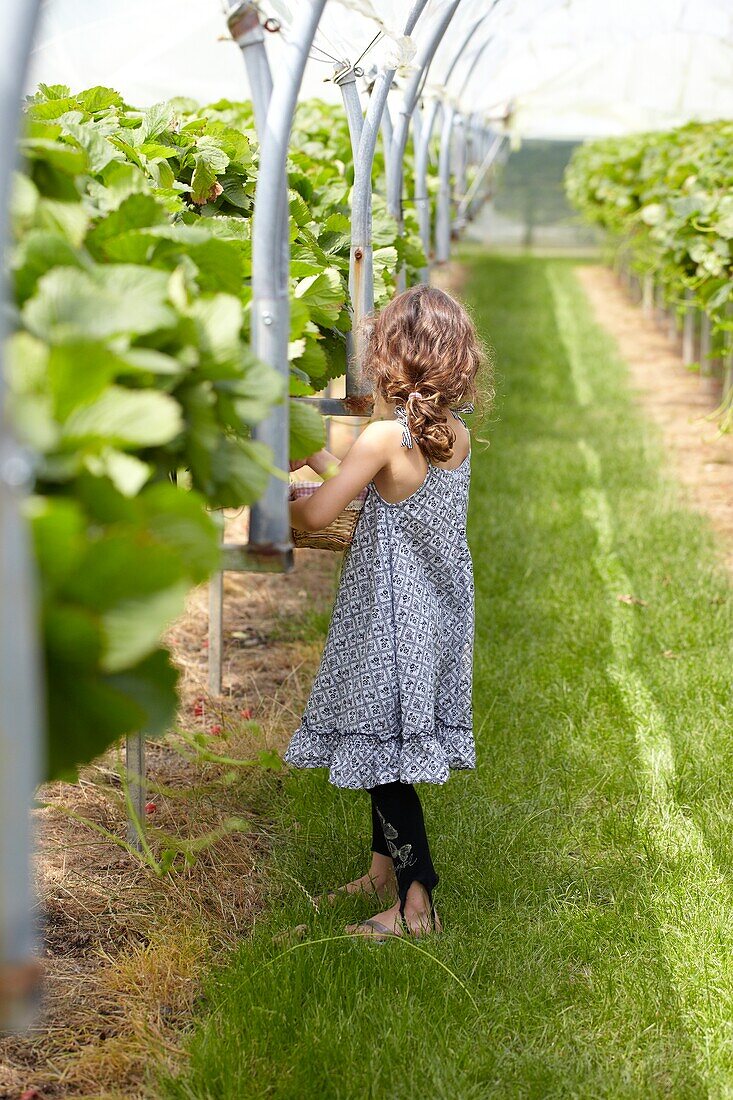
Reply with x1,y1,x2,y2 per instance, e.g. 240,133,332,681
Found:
284,718,475,789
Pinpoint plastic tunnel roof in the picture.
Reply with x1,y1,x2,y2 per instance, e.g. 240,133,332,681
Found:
27,0,733,139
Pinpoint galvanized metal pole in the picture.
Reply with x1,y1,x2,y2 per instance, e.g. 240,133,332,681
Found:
432,12,491,268
349,0,429,384
125,734,146,851
700,311,712,378
413,12,488,280
335,63,364,153
453,113,467,205
414,99,441,275
207,547,224,696
335,62,365,390
387,0,462,290
434,104,455,264
641,274,654,317
206,2,284,698
381,100,394,198
473,129,509,222
456,131,504,225
723,303,733,406
228,3,274,132
0,0,43,1033
250,0,327,556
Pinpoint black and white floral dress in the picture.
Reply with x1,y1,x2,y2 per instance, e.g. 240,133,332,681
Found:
285,411,475,789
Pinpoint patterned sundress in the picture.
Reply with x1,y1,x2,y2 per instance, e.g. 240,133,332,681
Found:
284,409,475,789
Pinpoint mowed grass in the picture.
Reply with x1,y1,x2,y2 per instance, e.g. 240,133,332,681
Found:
161,255,733,1099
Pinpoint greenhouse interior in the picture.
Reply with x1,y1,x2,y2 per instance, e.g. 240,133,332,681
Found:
2,1,733,1096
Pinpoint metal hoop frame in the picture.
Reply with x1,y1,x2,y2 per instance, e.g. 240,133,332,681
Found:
1,0,506,1027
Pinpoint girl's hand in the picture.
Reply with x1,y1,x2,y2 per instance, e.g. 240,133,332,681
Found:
289,458,309,471
291,449,341,479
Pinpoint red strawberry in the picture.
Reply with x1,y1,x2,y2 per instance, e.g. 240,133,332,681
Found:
240,707,254,720
209,724,223,736
20,1090,42,1100
145,802,157,815
193,699,205,717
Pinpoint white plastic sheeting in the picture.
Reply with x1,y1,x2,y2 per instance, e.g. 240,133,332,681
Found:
27,0,733,137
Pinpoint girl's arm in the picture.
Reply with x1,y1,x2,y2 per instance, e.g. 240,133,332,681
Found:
290,422,392,532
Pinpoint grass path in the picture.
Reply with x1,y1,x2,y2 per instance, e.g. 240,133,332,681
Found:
163,255,733,1099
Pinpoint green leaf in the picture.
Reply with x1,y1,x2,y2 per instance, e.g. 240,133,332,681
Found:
188,293,243,365
293,337,328,385
101,579,190,672
26,496,86,591
76,86,125,113
4,331,49,394
10,171,39,233
84,448,152,496
290,397,325,460
20,136,87,175
62,386,183,448
257,749,283,771
86,193,170,258
190,136,230,204
195,135,231,173
61,120,118,174
114,347,182,377
187,237,245,295
222,354,284,420
23,265,176,342
218,174,252,210
106,649,179,738
13,229,82,302
289,296,311,342
36,83,72,101
139,102,174,143
89,160,150,211
191,157,218,205
45,670,151,780
44,604,103,667
211,439,272,507
140,483,220,579
48,342,118,420
293,267,345,327
714,195,733,239
36,197,90,246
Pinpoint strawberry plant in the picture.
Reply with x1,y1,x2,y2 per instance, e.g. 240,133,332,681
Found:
566,121,733,333
9,83,430,779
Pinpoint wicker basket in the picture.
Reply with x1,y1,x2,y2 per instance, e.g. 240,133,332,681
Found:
290,481,366,552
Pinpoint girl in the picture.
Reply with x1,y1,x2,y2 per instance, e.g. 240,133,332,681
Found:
286,284,487,940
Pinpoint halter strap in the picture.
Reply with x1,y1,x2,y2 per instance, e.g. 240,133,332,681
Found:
450,403,474,426
394,406,413,449
396,404,473,447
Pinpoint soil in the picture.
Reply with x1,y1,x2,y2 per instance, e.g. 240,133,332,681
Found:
576,265,733,574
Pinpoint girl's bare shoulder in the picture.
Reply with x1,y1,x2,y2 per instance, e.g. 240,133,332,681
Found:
357,419,405,453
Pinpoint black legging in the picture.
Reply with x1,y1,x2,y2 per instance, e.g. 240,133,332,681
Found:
369,781,438,914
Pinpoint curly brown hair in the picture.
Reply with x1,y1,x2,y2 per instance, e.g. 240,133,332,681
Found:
361,285,491,464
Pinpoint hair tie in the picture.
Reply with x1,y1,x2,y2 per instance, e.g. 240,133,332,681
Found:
407,390,422,401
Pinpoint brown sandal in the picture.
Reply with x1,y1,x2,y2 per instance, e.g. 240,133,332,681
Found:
347,917,404,941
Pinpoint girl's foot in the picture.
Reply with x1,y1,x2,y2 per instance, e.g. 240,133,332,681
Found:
318,871,395,907
346,882,441,940
316,853,396,907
